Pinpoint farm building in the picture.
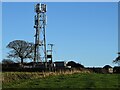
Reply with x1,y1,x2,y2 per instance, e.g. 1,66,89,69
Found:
103,65,113,73
54,61,67,68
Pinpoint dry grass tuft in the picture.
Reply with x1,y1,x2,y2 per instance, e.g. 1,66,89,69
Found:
2,68,91,83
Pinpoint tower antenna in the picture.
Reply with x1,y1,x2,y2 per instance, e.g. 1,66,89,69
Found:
34,3,47,68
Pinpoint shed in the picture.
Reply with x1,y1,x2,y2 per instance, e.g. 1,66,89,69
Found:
103,65,113,73
54,61,66,68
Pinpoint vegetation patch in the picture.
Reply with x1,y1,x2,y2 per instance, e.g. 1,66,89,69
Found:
2,72,120,89
2,69,89,83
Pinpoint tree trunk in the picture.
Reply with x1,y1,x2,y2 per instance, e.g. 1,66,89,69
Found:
20,58,24,68
21,58,23,64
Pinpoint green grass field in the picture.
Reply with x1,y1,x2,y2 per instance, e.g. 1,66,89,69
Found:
2,72,120,89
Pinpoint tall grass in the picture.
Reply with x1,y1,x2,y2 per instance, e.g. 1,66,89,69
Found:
2,69,90,83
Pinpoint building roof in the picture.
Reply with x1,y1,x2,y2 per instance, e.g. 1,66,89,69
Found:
103,65,112,69
54,61,66,63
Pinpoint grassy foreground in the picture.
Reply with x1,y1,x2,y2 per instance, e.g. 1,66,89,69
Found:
2,72,120,89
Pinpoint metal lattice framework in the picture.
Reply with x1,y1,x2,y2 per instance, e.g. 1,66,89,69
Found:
34,3,47,68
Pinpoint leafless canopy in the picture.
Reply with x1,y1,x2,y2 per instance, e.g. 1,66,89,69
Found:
7,40,34,64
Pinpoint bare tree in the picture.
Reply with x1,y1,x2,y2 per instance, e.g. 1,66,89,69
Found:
7,40,34,64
